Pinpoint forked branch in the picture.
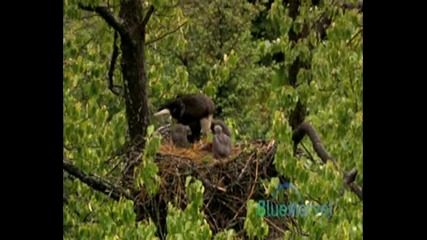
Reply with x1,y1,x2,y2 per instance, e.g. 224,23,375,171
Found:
146,21,188,45
78,3,127,37
292,122,363,201
63,158,134,201
292,122,337,164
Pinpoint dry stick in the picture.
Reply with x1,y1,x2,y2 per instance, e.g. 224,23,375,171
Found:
263,217,286,235
300,142,316,163
235,153,255,183
347,28,363,46
227,155,259,225
145,21,188,45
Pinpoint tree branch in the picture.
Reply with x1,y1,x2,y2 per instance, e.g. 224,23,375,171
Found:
108,31,121,96
146,21,188,45
344,168,363,200
78,3,127,37
63,158,134,201
292,122,363,201
292,122,336,164
340,1,363,12
142,5,155,27
347,28,363,46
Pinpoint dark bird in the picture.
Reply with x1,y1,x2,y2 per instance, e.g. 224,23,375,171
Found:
212,125,232,159
210,119,232,137
154,93,215,143
170,124,192,148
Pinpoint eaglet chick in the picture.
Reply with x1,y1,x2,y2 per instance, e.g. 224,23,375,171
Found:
212,125,232,159
170,124,192,148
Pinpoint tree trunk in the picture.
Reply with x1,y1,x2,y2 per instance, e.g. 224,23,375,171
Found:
288,0,308,131
119,0,151,186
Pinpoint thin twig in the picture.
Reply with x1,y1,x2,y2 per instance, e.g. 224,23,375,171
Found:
63,158,133,201
228,155,258,224
347,29,363,46
146,21,188,45
142,5,155,27
108,31,121,96
263,217,286,235
300,142,315,163
78,3,127,37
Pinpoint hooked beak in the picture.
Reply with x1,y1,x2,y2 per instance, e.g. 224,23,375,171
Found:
154,109,171,117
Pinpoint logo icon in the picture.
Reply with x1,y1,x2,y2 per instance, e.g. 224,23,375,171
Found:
272,181,302,203
257,181,333,218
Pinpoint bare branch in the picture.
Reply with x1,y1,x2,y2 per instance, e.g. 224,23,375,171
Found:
292,122,363,201
78,3,127,37
347,28,363,46
300,142,316,163
108,31,121,96
142,5,155,27
63,158,134,201
348,183,363,200
292,122,337,164
146,21,188,45
344,168,363,200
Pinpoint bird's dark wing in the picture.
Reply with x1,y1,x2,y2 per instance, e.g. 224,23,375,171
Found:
179,94,215,119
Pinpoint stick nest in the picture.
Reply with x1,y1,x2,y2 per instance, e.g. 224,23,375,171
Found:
134,138,289,239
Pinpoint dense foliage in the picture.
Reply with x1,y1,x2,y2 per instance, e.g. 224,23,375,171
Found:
64,0,363,239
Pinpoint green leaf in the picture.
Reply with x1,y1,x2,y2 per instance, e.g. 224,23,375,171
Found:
151,0,163,9
147,125,155,136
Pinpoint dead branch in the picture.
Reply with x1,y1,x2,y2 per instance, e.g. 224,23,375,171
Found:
228,154,258,225
63,158,134,201
78,3,127,38
142,5,155,27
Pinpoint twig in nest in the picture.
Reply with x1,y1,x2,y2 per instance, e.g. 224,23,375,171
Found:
106,159,123,176
235,153,255,183
263,217,286,235
208,156,235,168
122,151,143,178
228,155,259,225
201,178,226,192
205,206,219,233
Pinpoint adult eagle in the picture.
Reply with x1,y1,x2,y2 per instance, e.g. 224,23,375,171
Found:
154,93,215,143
